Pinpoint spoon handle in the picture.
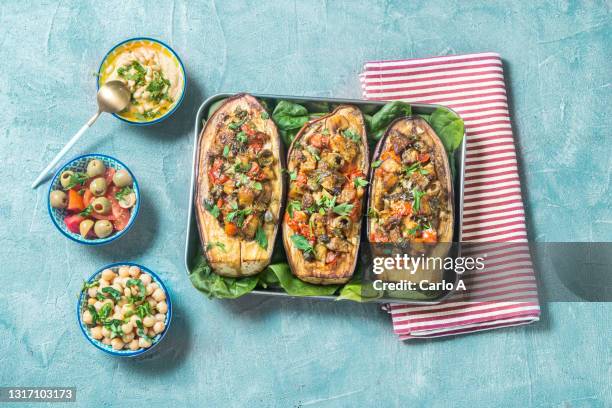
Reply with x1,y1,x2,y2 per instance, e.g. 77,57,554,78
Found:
31,111,102,189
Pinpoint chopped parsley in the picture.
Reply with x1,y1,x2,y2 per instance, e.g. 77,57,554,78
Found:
404,162,429,176
78,205,93,217
288,170,297,181
115,186,134,201
367,208,379,219
354,177,369,188
287,200,302,218
223,145,230,158
146,71,172,102
117,61,146,86
260,111,270,120
236,131,248,144
412,189,426,212
64,172,88,190
290,234,313,253
332,202,354,216
372,159,383,169
342,129,361,142
126,279,146,303
226,203,252,227
204,201,221,218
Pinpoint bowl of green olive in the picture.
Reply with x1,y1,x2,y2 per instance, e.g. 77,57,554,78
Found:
48,154,140,245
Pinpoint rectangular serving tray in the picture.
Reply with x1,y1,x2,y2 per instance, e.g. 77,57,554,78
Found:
185,93,466,304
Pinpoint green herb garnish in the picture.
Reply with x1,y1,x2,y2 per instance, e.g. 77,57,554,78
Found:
354,177,369,188
126,279,146,303
367,208,379,219
136,302,154,319
226,204,252,228
372,160,383,169
287,200,301,218
252,181,262,191
412,189,426,212
115,186,134,201
82,279,99,292
205,202,221,218
64,172,88,190
236,131,248,144
290,234,313,253
78,205,93,217
260,112,270,120
332,203,354,216
223,145,230,158
255,225,268,249
342,129,360,142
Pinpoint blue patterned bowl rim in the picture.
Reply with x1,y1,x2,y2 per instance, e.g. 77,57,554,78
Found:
77,262,172,357
47,153,140,246
97,37,187,126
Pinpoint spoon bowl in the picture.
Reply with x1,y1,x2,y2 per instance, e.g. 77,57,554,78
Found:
97,80,131,113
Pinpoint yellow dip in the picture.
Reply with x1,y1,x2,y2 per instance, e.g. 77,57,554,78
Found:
99,40,184,122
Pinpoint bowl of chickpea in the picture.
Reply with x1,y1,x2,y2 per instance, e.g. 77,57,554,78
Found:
77,262,172,357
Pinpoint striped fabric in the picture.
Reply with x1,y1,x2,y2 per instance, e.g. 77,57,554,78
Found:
360,53,540,339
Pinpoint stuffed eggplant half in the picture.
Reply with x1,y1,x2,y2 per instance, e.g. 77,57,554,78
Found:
195,94,284,277
282,105,369,285
368,117,453,282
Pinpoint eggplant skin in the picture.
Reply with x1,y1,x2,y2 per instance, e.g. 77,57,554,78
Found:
195,93,285,277
282,105,369,285
367,116,453,283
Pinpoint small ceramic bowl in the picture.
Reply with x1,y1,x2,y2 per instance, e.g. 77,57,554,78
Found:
77,262,172,357
97,37,186,125
47,153,140,245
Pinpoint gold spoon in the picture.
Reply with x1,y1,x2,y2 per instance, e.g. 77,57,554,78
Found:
31,81,131,188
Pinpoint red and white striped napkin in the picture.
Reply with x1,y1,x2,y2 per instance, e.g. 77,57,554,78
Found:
360,52,540,339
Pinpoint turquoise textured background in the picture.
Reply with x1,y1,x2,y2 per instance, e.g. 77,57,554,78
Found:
0,1,610,407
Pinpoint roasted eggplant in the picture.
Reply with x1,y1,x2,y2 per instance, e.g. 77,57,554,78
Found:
282,105,369,284
195,94,285,277
368,116,453,283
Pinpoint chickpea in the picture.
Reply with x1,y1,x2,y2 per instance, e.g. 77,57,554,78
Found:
87,287,98,298
99,279,110,288
93,301,103,311
102,337,112,346
101,327,111,338
114,277,125,287
111,284,122,293
131,286,141,297
140,274,152,285
130,315,140,326
129,339,140,350
154,313,165,322
117,298,127,307
152,288,166,302
143,316,155,328
128,266,141,278
82,310,93,325
101,269,116,282
122,304,135,315
147,298,157,308
123,288,131,297
145,284,156,296
138,337,152,349
153,321,165,334
111,338,124,350
118,266,130,278
90,326,103,340
112,312,124,321
87,298,97,306
121,322,133,334
122,332,135,343
102,299,114,308
156,301,168,314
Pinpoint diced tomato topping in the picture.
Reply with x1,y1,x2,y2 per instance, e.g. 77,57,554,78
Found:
295,172,308,186
310,134,323,149
369,232,388,243
216,198,224,208
396,202,412,217
349,201,361,222
224,222,238,236
325,250,337,265
418,153,430,163
65,214,84,234
241,124,256,136
292,210,308,223
421,229,437,243
208,158,229,185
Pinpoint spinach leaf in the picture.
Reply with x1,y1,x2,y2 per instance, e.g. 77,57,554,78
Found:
337,279,383,302
189,252,259,299
272,101,310,145
101,287,122,302
429,107,464,155
260,264,339,297
368,101,412,140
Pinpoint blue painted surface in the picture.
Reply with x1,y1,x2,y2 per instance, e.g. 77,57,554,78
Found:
0,1,610,407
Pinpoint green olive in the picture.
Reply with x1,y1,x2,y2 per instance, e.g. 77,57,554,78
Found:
89,177,107,196
59,171,74,189
91,197,111,215
113,169,133,188
93,220,113,238
87,159,106,178
79,219,94,237
49,190,68,209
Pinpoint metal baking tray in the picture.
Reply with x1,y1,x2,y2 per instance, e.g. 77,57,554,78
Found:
185,93,465,304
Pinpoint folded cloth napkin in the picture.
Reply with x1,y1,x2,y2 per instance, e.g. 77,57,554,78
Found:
360,52,540,339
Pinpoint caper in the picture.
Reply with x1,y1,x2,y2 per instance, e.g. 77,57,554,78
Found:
79,219,94,237
87,159,106,178
113,169,133,188
49,190,68,209
89,177,107,196
93,220,113,238
303,251,315,262
91,197,111,215
59,171,74,189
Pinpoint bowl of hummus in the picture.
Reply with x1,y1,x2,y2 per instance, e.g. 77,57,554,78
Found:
98,37,186,125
